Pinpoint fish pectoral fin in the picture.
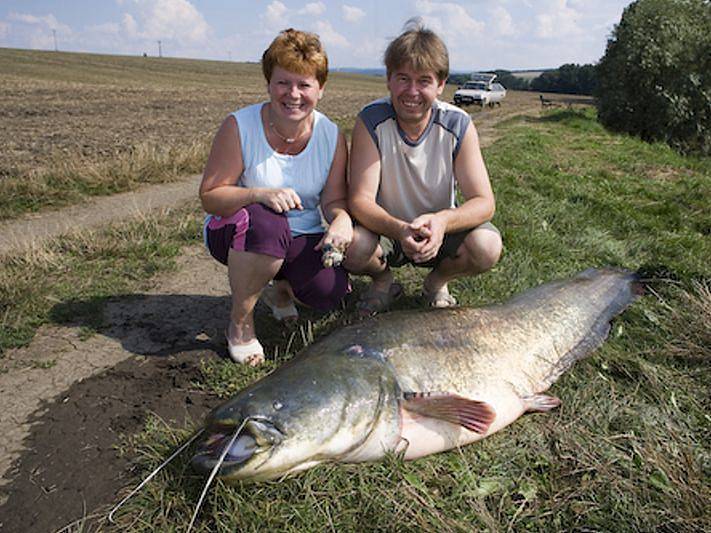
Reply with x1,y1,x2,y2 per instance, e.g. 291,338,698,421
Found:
402,392,495,434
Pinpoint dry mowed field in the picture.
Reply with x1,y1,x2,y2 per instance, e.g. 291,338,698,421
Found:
0,47,545,182
0,48,386,180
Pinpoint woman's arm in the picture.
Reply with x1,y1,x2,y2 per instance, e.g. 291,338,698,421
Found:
317,131,352,251
199,116,254,217
199,115,303,217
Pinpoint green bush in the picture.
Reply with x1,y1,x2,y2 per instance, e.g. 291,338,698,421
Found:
596,0,711,155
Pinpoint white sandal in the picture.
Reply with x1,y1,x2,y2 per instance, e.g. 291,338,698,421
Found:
261,285,299,322
226,336,265,366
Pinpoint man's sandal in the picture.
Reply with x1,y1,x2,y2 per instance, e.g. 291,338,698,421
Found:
261,285,299,322
356,282,403,316
422,284,457,308
226,335,265,366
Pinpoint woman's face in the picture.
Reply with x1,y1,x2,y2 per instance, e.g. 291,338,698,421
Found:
267,66,323,123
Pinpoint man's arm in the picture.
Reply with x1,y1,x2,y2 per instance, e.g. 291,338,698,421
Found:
441,122,495,231
348,117,408,238
408,122,495,263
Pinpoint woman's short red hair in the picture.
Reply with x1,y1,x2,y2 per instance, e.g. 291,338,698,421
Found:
262,29,329,86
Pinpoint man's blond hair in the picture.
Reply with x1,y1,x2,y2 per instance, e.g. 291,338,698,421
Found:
384,18,449,82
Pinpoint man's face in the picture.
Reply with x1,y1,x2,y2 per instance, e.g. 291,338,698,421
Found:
386,65,445,125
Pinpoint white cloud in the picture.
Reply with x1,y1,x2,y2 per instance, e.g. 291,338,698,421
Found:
264,1,289,30
535,0,583,38
122,13,138,36
342,5,366,23
490,7,515,36
121,0,210,44
415,1,485,38
8,12,71,34
315,20,349,48
86,21,122,37
0,22,8,40
299,2,326,16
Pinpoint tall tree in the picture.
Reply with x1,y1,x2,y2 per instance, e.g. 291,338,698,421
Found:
596,0,710,154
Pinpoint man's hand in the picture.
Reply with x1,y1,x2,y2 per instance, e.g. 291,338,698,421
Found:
255,188,303,213
408,213,447,264
397,223,426,261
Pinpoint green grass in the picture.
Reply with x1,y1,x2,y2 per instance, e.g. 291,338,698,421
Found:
1,107,708,530
0,205,202,354
104,108,710,531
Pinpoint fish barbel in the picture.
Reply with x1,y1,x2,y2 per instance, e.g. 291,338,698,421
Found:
191,268,641,482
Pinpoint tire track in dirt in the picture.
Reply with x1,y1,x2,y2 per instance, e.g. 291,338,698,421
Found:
0,97,546,531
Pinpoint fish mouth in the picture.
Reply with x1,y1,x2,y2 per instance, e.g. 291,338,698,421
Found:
191,418,283,476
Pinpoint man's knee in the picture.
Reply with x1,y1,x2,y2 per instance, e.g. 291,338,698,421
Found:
462,227,502,272
343,226,380,272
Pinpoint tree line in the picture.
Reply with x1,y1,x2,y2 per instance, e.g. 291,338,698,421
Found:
449,0,709,154
449,64,597,96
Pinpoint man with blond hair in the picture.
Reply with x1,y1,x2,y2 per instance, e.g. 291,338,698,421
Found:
344,20,502,313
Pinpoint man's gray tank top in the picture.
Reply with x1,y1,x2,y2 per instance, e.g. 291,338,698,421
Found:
358,97,470,223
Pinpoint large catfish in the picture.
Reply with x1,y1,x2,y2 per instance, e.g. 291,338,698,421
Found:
192,268,641,482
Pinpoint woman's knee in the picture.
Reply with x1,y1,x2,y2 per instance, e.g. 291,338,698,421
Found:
463,228,502,272
244,203,291,252
343,226,379,272
292,267,349,311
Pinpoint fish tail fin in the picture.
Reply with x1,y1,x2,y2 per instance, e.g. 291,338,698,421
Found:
542,269,642,388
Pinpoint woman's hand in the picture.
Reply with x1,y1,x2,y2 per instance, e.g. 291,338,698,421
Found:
316,213,353,251
316,212,353,267
255,188,303,213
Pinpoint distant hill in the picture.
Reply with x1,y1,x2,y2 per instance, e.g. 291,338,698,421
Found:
332,67,386,77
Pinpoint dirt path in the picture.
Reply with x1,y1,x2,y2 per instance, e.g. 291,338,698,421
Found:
0,97,546,532
0,175,202,256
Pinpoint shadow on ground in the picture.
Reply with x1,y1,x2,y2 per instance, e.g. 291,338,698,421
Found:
47,283,424,361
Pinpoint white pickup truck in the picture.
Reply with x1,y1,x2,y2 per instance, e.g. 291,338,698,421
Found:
453,74,507,107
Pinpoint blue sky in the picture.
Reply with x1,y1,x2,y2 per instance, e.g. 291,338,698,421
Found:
0,1,633,70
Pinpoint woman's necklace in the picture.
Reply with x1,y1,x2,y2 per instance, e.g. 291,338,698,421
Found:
268,108,311,147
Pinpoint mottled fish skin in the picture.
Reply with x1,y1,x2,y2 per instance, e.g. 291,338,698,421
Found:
192,268,641,481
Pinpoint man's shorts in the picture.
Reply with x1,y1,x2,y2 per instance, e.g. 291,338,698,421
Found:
379,221,499,268
204,203,348,311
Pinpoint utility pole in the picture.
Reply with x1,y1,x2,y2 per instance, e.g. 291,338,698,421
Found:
228,51,232,62
52,29,57,52
157,40,162,58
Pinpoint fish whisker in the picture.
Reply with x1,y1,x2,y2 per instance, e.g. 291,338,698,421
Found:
108,428,204,524
187,418,249,533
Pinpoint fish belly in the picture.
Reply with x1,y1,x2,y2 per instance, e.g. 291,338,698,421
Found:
400,384,527,459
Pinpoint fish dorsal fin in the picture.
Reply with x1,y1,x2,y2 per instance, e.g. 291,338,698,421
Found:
402,392,495,434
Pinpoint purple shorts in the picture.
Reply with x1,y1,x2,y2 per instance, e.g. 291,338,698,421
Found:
204,203,348,311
